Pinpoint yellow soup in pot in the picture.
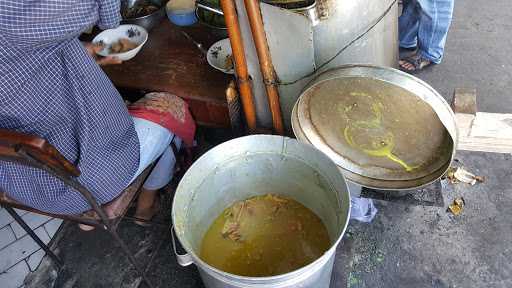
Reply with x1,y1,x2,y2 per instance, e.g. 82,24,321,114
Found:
200,194,331,277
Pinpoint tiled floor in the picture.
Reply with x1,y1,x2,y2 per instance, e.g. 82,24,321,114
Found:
0,208,62,288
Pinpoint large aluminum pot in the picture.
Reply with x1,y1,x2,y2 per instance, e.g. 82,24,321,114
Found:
292,65,458,190
172,135,351,288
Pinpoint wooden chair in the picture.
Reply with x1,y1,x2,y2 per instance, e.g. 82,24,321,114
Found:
0,129,166,288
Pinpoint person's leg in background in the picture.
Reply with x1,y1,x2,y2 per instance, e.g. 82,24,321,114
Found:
416,0,455,64
79,117,178,230
128,117,183,224
399,0,420,49
127,91,196,225
134,138,182,224
79,90,196,231
399,0,454,72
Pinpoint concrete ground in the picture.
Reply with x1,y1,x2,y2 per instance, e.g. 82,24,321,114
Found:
415,0,512,113
333,152,512,288
24,0,512,287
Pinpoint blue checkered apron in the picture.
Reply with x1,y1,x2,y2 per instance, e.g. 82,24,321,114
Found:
0,1,140,215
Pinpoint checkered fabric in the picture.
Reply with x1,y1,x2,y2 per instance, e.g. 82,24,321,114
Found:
0,1,140,215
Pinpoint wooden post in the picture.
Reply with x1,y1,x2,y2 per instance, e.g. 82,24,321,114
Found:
452,88,477,114
226,80,243,135
243,0,284,135
221,0,258,132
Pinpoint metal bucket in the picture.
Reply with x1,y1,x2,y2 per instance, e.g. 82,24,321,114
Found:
172,135,351,288
292,65,458,190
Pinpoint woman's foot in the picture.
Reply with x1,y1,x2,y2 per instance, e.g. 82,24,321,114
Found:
399,53,434,73
78,211,98,231
78,188,161,230
134,188,160,226
78,198,121,231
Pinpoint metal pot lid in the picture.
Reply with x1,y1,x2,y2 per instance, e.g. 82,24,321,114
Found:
292,65,457,189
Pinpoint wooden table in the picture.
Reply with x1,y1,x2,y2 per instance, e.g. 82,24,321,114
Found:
102,20,233,127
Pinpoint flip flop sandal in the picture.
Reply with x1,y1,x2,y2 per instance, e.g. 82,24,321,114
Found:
134,197,161,227
78,211,101,231
78,210,119,231
399,54,434,74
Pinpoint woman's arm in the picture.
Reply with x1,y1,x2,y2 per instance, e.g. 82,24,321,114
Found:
0,0,120,50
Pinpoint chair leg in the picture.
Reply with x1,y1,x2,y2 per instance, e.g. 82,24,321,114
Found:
16,150,153,286
107,228,155,288
3,206,63,269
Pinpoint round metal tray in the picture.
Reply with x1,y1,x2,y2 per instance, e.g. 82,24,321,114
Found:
292,65,457,190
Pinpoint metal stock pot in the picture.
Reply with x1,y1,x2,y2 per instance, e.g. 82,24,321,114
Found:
172,135,351,288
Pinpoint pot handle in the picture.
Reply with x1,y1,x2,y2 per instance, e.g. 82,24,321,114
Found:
170,226,194,267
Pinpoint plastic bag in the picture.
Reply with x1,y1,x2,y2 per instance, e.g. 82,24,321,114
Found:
350,197,378,223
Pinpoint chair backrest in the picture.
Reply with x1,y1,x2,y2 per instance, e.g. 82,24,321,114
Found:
0,129,80,177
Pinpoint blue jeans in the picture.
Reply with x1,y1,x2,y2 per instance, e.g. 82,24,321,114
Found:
399,0,454,64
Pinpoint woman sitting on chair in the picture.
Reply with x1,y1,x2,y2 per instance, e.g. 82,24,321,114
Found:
0,0,195,229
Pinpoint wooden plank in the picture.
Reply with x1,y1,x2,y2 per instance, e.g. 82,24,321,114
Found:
451,88,512,153
455,113,474,137
458,138,512,154
452,88,477,114
456,112,512,153
471,112,512,139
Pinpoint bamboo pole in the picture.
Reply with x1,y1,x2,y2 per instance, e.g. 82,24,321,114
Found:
243,0,284,135
220,0,257,132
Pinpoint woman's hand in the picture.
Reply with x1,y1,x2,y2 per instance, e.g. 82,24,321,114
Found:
84,42,123,66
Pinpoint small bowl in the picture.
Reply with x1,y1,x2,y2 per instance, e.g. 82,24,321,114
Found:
166,0,197,26
92,24,148,61
207,38,234,74
166,8,197,26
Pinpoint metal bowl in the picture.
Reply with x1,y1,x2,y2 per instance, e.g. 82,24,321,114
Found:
121,0,167,31
195,0,228,38
195,8,227,38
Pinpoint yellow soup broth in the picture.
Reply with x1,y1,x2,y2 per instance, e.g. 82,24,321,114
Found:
200,194,331,277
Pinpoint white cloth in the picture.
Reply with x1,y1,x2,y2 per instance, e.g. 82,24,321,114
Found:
131,117,181,189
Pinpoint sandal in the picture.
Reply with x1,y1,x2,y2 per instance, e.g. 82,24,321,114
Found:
133,196,160,227
78,193,127,231
399,53,434,74
78,211,102,231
